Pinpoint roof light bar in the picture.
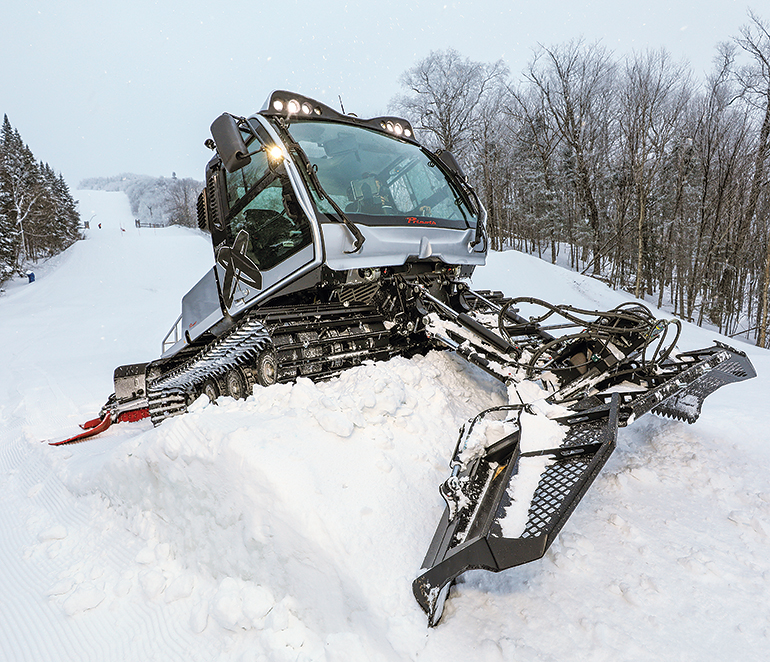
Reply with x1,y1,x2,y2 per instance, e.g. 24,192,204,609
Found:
271,95,321,117
261,90,416,141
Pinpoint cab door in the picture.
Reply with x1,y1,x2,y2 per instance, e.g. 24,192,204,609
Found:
214,140,319,316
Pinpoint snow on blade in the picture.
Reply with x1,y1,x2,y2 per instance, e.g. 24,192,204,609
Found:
497,406,567,539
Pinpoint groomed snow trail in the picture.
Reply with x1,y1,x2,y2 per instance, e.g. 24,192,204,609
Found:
1,191,769,661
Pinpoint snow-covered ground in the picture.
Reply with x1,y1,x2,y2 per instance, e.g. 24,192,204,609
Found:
1,190,769,661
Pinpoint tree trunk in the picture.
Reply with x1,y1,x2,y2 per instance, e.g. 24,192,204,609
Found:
753,93,770,346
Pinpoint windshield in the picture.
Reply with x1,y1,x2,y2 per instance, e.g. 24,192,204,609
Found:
284,120,476,228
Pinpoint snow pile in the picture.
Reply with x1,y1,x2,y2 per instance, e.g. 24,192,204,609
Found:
2,190,770,661
53,353,506,657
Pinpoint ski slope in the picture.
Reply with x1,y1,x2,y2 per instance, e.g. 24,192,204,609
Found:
1,190,769,661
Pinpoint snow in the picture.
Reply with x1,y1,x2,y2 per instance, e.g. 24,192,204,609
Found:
2,190,770,661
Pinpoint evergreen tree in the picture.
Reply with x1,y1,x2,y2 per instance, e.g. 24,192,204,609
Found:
53,172,81,249
0,115,21,277
1,116,41,267
0,176,15,281
0,114,81,283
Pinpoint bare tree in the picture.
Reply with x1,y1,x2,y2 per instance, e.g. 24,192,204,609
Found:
617,48,691,298
165,174,200,228
504,84,563,261
467,86,516,250
524,40,617,274
386,32,770,344
679,44,755,330
735,10,770,346
390,48,508,159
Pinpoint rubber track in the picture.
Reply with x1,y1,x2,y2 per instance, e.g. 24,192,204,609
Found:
146,301,414,426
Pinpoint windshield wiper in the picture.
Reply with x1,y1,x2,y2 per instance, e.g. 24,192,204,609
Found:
427,149,486,249
278,126,365,254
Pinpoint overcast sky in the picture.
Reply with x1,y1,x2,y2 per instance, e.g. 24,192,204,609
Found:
2,1,755,189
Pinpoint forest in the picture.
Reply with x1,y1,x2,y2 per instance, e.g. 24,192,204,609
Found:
390,10,770,346
0,115,81,282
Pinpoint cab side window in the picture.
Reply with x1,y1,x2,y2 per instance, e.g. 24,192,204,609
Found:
224,148,312,272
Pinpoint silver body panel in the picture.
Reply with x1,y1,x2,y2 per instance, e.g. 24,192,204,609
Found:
321,223,485,271
181,267,223,341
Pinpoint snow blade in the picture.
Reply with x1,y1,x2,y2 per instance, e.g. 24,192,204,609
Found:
414,395,620,625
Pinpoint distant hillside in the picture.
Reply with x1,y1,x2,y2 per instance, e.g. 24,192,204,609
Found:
79,173,203,228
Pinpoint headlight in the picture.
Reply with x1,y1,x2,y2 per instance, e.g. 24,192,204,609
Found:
380,119,413,139
267,145,284,161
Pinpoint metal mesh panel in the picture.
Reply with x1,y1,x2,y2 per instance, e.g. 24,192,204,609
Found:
521,457,591,538
520,417,607,538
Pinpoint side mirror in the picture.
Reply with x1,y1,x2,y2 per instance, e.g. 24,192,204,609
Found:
436,149,466,181
210,114,252,173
